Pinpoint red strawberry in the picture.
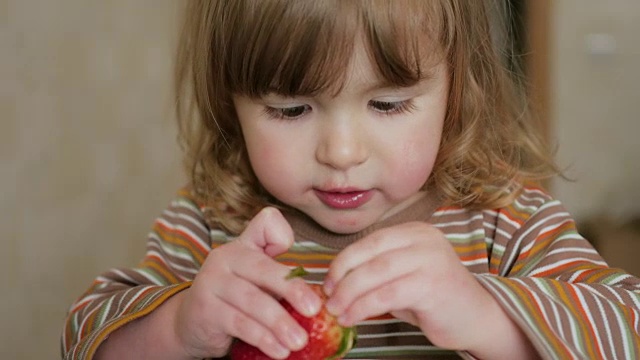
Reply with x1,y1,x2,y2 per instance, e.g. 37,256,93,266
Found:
230,267,356,360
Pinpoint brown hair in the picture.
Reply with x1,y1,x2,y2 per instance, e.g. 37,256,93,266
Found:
175,0,558,234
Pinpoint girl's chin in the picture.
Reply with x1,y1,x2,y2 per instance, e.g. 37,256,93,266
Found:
313,213,376,234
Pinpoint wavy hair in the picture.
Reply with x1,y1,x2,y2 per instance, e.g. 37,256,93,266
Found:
175,0,558,234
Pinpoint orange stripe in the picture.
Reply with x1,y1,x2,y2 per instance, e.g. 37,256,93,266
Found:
155,220,209,255
154,224,207,264
532,260,592,278
436,205,462,212
565,284,605,358
511,234,559,274
84,282,192,359
367,313,395,321
504,207,529,224
453,242,487,253
79,300,105,341
586,268,620,284
516,221,574,262
508,280,574,356
626,306,639,352
277,252,336,261
70,296,95,314
548,281,596,357
177,188,192,198
211,242,225,250
459,253,487,262
142,255,181,283
498,206,527,226
572,267,610,284
278,260,330,269
123,287,157,313
489,257,502,274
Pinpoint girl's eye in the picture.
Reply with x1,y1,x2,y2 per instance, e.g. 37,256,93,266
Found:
368,100,415,115
264,104,311,120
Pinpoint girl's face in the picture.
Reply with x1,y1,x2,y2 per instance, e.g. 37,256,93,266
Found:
234,43,449,234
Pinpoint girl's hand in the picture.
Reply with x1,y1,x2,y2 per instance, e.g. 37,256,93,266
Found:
174,207,322,359
323,221,504,352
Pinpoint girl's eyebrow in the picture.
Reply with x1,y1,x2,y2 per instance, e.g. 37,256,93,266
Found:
360,80,400,93
360,77,432,94
359,70,438,94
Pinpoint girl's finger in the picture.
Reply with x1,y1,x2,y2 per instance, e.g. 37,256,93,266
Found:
228,246,322,318
238,207,295,257
337,272,427,327
325,223,433,293
216,300,292,359
326,246,424,315
214,275,310,352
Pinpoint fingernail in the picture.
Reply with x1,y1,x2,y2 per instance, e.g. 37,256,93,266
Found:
288,328,307,350
338,313,351,327
266,335,290,359
325,298,338,316
301,292,321,316
323,279,334,295
273,344,290,359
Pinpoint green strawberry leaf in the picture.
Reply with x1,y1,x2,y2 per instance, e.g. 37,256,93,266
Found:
327,326,357,360
286,265,309,279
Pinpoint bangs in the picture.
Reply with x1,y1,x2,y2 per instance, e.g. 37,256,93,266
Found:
219,0,447,97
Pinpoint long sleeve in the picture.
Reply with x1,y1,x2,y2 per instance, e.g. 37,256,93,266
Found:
475,187,640,359
61,189,215,359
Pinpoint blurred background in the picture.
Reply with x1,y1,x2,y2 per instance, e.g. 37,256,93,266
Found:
2,0,639,358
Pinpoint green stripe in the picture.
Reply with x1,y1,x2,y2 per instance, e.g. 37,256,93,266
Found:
137,268,168,286
445,229,485,243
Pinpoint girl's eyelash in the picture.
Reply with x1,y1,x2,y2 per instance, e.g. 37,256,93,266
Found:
262,100,415,120
368,99,416,115
263,104,311,120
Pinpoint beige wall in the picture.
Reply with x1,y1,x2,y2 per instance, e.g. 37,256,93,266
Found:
3,1,184,357
549,0,640,275
2,0,639,358
551,0,640,223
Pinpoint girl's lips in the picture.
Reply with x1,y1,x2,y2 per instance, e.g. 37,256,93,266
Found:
314,189,373,209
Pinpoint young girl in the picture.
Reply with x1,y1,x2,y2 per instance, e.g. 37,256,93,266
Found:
62,1,640,359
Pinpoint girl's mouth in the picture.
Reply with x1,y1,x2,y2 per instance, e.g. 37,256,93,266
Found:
314,189,373,209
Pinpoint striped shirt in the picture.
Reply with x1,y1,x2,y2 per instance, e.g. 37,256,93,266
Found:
61,186,640,359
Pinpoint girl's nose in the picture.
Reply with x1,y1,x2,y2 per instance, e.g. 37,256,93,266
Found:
315,120,369,170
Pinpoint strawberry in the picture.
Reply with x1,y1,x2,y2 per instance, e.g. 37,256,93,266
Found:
229,266,357,360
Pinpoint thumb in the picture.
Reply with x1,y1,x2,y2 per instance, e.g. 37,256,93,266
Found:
238,207,294,258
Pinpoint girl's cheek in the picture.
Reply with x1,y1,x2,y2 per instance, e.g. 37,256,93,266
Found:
396,141,438,188
247,144,276,180
247,144,300,200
